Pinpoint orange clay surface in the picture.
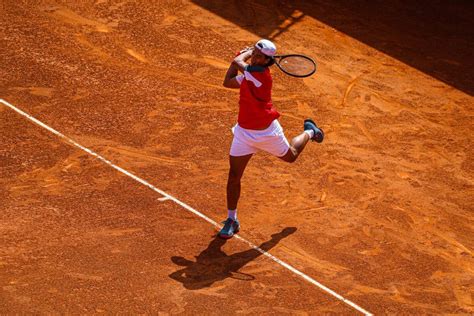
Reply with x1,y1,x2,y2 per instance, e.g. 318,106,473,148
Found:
1,1,473,314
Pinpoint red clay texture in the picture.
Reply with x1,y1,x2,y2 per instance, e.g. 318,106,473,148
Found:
1,1,473,314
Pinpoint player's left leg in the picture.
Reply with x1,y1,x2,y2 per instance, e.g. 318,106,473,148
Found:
227,154,253,211
219,153,253,239
279,118,323,163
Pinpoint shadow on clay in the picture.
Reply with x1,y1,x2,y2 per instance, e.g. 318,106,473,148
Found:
169,227,297,290
192,0,474,96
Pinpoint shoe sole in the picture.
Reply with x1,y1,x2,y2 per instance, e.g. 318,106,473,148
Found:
218,226,240,239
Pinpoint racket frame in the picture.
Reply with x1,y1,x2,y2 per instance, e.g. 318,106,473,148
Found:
272,54,317,78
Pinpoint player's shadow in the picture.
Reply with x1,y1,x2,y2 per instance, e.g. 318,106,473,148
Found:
169,227,297,289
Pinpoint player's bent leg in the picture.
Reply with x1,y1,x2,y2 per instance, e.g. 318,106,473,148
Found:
279,132,310,163
279,118,324,163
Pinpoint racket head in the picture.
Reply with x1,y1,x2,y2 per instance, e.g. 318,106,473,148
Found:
273,54,317,78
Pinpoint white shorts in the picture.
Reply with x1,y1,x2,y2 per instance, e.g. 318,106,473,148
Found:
230,120,290,157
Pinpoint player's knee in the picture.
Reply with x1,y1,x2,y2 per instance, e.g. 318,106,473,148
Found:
228,169,243,182
281,147,298,163
287,155,297,163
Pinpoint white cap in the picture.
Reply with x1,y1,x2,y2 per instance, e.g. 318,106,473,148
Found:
255,39,276,57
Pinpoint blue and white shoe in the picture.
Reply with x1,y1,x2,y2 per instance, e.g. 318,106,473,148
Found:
218,218,240,239
304,119,324,143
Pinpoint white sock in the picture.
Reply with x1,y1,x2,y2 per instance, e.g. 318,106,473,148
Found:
228,209,237,220
304,129,315,138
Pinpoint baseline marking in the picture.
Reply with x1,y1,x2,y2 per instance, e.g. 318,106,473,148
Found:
0,98,372,315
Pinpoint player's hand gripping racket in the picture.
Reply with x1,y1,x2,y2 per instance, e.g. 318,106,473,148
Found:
272,54,317,78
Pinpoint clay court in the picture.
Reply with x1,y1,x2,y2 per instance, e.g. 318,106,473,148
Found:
1,1,473,314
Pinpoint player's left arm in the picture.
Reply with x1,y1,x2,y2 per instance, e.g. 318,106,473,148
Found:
223,63,241,89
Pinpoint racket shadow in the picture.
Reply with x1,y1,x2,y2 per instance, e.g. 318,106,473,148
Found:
169,227,297,290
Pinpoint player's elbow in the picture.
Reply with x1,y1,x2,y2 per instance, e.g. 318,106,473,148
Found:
223,79,239,89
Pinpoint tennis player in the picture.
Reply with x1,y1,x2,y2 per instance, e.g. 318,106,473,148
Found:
219,39,324,239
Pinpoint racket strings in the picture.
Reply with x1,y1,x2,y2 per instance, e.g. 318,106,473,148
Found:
277,56,316,77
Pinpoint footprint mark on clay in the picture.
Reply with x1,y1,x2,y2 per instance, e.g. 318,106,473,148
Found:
178,54,229,69
126,48,148,63
354,120,376,145
42,6,113,33
11,87,53,97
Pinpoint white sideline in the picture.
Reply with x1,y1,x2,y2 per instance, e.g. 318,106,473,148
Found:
0,98,372,315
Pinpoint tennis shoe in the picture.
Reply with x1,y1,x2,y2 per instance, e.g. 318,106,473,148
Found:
219,218,240,239
304,119,324,143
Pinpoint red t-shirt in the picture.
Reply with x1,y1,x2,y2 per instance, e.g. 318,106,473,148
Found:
236,65,280,129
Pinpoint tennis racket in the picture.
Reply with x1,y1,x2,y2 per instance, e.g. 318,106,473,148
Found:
272,54,316,78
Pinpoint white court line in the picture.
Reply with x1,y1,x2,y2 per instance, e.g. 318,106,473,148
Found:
0,98,372,316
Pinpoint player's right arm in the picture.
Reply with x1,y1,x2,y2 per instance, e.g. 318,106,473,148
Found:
223,48,253,89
